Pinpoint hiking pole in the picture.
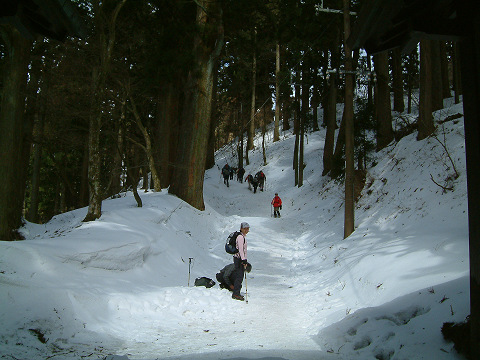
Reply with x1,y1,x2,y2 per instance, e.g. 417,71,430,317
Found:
188,257,193,286
244,271,248,303
271,204,273,217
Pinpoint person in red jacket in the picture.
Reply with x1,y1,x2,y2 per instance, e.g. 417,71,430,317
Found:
271,193,282,218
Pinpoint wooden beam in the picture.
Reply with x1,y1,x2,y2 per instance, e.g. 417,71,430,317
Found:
459,1,480,356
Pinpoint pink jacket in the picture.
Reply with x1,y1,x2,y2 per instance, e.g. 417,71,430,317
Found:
234,233,247,261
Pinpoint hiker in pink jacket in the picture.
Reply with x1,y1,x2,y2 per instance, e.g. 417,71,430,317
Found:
232,222,249,301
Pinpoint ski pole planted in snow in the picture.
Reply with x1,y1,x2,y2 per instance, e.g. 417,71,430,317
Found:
244,272,248,303
188,257,193,286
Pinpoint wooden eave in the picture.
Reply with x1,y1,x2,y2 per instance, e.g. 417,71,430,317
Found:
0,0,87,41
348,0,463,54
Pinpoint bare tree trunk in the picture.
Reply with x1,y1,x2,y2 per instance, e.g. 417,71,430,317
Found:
84,0,127,222
79,141,89,207
440,41,451,99
110,101,125,196
392,48,405,112
129,96,162,192
293,72,300,186
367,54,373,107
238,103,244,169
374,51,394,151
458,2,480,355
299,61,309,187
155,83,180,188
274,42,281,142
431,40,444,111
418,39,435,140
453,42,462,104
248,29,257,152
28,108,45,223
0,25,31,240
169,0,223,210
311,70,320,132
343,0,355,238
126,148,142,207
262,107,267,166
323,45,339,176
206,61,220,170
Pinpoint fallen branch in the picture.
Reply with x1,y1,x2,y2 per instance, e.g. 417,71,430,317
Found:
430,174,454,192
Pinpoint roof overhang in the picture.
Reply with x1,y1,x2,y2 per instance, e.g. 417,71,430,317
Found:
0,0,87,41
348,0,464,54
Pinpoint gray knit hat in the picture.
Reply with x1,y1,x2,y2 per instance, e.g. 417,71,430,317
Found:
240,222,250,229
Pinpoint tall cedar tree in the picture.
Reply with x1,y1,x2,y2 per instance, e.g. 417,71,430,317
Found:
0,26,31,239
169,0,224,210
374,51,394,151
83,0,127,222
418,39,435,140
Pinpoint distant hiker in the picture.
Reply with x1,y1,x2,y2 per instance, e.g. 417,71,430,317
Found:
271,193,282,218
245,174,259,193
229,167,237,180
216,262,252,291
255,171,266,191
237,167,245,182
232,222,249,301
222,164,231,187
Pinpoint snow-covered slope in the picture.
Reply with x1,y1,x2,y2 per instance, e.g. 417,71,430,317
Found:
0,97,469,359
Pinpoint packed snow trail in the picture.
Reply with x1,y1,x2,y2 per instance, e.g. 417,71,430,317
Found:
1,112,470,359
104,177,330,359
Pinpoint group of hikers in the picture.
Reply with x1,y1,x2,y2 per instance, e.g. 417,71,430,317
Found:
214,193,282,301
222,164,266,194
220,163,282,217
221,164,243,187
214,163,284,300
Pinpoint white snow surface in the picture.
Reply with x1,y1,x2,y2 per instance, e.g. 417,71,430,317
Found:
0,97,469,360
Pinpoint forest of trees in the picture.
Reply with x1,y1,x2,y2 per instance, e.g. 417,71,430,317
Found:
0,0,462,240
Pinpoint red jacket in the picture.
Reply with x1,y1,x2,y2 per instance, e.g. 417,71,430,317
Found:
271,195,282,207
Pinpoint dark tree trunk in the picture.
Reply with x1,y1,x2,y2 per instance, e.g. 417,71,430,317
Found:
440,41,451,99
453,42,462,104
431,40,444,111
0,26,31,240
262,107,267,166
238,103,244,169
392,48,405,112
322,69,337,176
79,141,89,207
282,99,291,132
323,30,340,176
367,54,373,107
110,102,125,196
248,31,256,152
129,96,161,192
458,2,480,356
343,0,354,238
274,42,281,142
83,0,127,222
418,39,436,140
28,113,44,223
155,83,181,189
206,61,220,170
169,0,223,210
374,51,394,151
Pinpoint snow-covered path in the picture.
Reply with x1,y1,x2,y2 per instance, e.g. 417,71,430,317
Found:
72,176,330,360
1,111,470,360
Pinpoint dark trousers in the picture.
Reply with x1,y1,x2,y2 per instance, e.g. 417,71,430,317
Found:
233,257,245,296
